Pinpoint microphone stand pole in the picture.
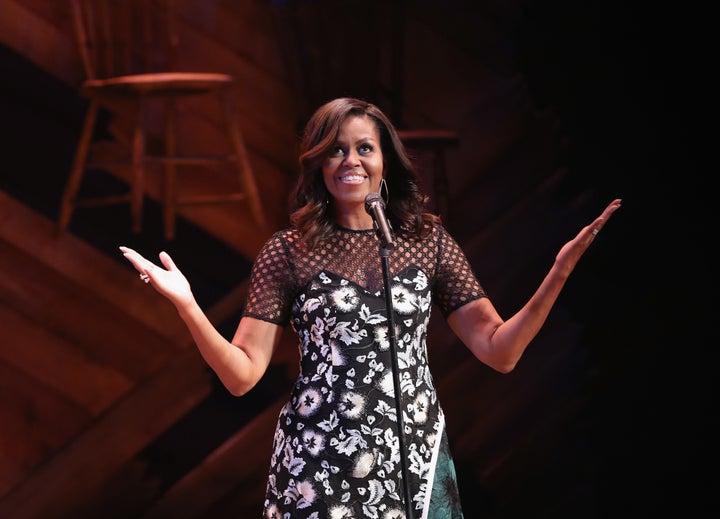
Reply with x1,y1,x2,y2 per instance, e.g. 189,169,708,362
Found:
378,244,413,519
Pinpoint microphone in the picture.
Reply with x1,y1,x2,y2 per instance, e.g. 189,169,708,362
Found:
364,192,395,249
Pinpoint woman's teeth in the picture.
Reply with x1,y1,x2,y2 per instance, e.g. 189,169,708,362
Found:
339,175,365,183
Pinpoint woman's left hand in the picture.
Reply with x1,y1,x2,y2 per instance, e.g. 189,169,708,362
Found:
555,198,622,276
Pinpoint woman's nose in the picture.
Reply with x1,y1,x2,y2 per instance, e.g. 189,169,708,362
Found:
342,149,360,165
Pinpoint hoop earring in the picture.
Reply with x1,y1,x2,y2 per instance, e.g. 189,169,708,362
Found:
379,178,389,205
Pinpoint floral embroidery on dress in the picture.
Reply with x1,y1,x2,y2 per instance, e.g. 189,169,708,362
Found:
245,226,484,518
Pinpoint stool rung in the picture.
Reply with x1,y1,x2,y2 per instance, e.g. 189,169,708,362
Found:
176,193,247,205
146,155,236,166
74,194,132,208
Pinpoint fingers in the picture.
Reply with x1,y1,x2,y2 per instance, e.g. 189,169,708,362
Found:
158,251,176,272
119,246,141,269
119,246,159,275
586,198,622,242
604,198,622,217
598,198,622,227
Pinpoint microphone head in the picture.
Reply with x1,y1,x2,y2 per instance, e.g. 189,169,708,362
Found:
364,192,384,214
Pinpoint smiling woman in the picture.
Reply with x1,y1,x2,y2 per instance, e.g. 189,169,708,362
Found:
120,97,621,518
321,114,385,227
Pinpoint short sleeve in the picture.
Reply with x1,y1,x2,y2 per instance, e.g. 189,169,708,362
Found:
242,231,296,325
433,226,487,317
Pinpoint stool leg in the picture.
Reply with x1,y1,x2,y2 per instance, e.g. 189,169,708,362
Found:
163,97,178,240
57,98,99,235
130,96,147,234
220,89,266,228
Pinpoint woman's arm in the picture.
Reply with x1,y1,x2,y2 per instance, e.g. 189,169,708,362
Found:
447,198,621,373
119,246,282,395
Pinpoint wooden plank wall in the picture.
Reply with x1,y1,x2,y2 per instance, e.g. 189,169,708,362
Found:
0,0,300,260
0,192,197,513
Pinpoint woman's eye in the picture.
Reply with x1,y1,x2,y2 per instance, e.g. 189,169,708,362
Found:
359,144,373,154
330,146,345,156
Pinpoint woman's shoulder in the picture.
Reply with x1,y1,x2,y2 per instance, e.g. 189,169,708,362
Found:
270,227,302,240
398,218,450,242
259,227,305,254
261,226,301,242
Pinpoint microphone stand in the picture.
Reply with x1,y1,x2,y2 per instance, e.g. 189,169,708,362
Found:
378,243,414,519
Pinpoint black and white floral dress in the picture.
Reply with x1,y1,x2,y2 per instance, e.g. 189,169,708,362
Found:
242,224,486,519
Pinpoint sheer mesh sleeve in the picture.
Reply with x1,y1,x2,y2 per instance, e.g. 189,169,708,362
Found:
242,231,296,325
433,225,487,318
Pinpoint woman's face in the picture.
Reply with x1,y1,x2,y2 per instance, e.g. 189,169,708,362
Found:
322,115,385,226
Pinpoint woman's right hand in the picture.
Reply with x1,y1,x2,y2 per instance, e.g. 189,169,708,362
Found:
119,246,194,309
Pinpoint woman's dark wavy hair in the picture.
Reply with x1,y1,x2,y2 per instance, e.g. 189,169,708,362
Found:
289,97,440,249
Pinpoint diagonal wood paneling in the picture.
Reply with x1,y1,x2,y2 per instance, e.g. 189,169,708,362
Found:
0,192,259,517
0,304,134,416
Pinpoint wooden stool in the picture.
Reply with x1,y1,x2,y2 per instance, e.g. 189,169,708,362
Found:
57,0,266,240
